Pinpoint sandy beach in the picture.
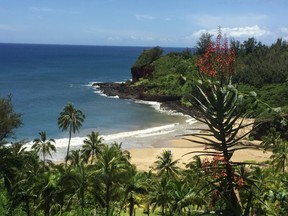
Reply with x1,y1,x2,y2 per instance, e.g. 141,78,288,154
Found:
128,119,271,171
93,82,272,171
47,117,271,170
129,138,271,171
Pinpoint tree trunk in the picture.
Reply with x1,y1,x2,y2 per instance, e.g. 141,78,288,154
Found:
81,187,84,216
225,162,242,215
44,198,50,216
129,194,135,216
105,184,110,216
220,120,242,216
161,204,164,216
25,197,31,216
65,126,72,167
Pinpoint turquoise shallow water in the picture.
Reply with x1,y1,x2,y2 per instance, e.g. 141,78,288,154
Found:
0,43,189,150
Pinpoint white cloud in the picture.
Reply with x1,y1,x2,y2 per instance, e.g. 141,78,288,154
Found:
188,25,271,40
135,14,156,21
224,26,271,37
188,14,268,29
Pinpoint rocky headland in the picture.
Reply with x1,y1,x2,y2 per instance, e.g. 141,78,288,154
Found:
94,82,202,118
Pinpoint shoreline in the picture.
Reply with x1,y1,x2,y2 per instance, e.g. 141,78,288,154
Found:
48,82,270,170
93,82,270,171
94,82,203,118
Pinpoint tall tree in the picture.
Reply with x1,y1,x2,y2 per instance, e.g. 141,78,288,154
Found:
0,95,22,145
95,144,130,216
32,131,56,168
153,150,180,179
196,32,213,55
81,131,104,164
9,151,41,216
67,149,82,167
61,162,89,215
147,177,173,216
120,165,146,216
58,103,85,166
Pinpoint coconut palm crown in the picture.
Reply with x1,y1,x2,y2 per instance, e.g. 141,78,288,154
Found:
58,103,85,166
32,131,56,166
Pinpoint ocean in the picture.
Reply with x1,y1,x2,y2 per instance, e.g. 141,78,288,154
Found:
0,43,195,160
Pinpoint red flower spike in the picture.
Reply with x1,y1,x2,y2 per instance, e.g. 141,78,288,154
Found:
196,29,235,80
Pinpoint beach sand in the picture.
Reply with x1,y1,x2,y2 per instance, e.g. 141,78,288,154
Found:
50,118,271,170
129,118,271,171
129,138,271,171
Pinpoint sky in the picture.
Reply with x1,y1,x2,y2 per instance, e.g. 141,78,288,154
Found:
0,0,287,47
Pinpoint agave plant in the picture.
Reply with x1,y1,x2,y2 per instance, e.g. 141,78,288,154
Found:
184,29,260,215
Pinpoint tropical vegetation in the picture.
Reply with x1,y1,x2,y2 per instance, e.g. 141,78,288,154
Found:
1,30,288,215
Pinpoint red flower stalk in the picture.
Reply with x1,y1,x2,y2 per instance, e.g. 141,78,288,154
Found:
197,29,235,80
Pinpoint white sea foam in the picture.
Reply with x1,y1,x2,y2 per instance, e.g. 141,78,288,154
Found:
23,119,200,161
24,123,178,150
186,118,198,125
135,100,162,112
91,83,120,99
83,82,97,87
102,123,178,140
94,91,119,99
24,137,86,150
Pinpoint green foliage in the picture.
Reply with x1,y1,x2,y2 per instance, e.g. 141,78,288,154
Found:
0,95,22,145
130,38,288,122
132,50,198,97
234,38,288,87
32,131,56,165
1,128,288,215
196,32,213,55
238,83,288,117
132,46,163,68
58,103,85,166
0,188,8,215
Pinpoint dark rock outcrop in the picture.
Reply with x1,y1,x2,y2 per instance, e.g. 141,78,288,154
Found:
131,65,154,82
95,82,180,102
94,82,202,119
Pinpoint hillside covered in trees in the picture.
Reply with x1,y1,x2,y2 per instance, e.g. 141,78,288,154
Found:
128,36,288,116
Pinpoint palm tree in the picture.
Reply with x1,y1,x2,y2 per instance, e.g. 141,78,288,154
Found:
81,131,104,164
95,144,130,216
271,139,288,173
61,162,89,215
36,170,62,216
67,149,83,167
0,141,26,197
11,150,49,216
32,131,56,167
58,103,85,166
147,177,173,216
153,150,180,179
119,165,146,216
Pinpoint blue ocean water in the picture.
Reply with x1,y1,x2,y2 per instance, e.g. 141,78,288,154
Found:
0,43,189,146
